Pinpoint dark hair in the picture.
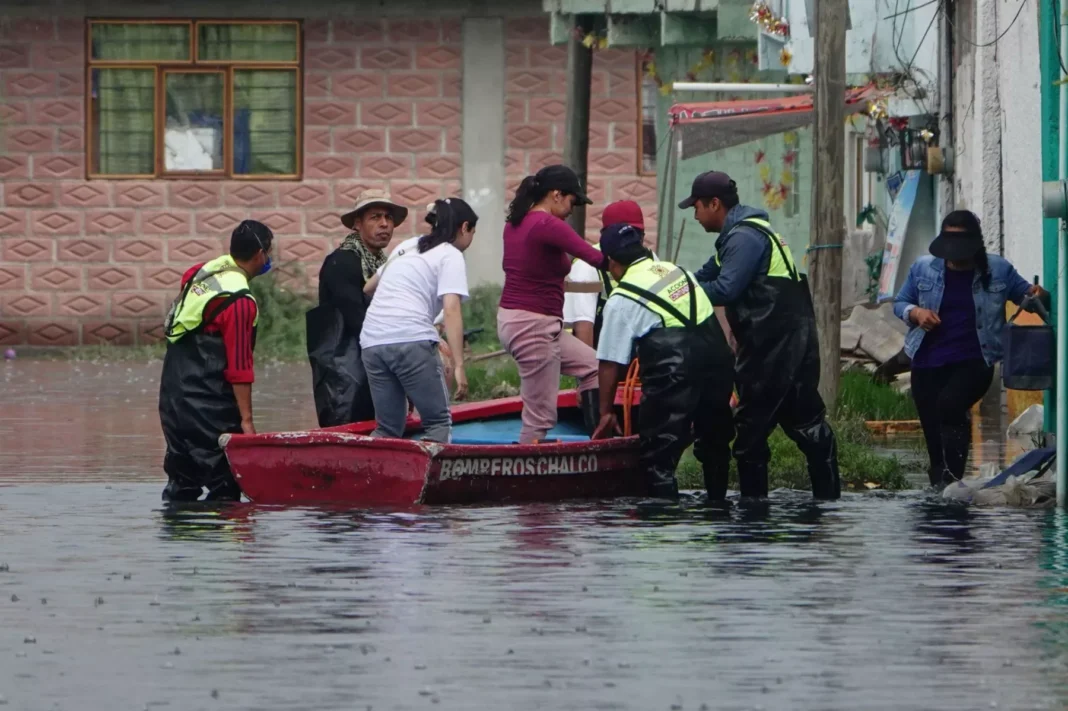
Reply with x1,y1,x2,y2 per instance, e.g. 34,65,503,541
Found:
419,198,478,253
230,219,273,261
506,175,551,227
941,209,991,289
610,244,653,267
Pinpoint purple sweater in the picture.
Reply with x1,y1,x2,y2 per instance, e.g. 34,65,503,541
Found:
912,268,983,368
499,211,605,318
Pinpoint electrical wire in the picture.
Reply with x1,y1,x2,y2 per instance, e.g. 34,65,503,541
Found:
946,0,1028,48
883,0,941,21
1052,0,1068,77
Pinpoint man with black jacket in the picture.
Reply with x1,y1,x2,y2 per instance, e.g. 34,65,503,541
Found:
683,171,840,501
308,189,408,426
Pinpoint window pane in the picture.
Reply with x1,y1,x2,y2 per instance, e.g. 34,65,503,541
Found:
91,22,191,61
164,72,225,172
233,70,297,176
198,23,298,62
91,68,155,175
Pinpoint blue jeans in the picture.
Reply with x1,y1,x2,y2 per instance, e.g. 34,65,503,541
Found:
361,341,452,443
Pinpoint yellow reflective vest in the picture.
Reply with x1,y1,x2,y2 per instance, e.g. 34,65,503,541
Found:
612,257,714,328
164,254,258,343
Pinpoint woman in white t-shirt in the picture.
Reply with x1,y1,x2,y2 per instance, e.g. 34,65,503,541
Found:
359,198,477,442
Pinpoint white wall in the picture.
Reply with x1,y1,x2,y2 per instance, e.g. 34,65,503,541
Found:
952,0,1043,279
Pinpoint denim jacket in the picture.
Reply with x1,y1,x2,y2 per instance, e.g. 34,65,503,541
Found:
892,254,1031,366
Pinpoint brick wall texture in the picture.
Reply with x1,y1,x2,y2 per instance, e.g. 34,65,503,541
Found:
0,15,654,346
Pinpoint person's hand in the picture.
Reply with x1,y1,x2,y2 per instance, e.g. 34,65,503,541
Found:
453,365,468,401
241,419,256,436
591,413,621,440
909,307,941,332
1028,284,1049,300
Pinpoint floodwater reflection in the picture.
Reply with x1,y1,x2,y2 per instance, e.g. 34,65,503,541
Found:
1,360,1067,710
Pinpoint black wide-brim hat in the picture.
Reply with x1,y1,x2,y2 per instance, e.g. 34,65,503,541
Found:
929,231,983,261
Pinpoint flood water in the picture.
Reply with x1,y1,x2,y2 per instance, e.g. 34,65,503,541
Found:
3,360,1068,710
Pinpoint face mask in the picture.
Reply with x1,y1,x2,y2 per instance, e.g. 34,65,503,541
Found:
258,256,272,276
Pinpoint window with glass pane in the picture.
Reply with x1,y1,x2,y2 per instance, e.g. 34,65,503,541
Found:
87,19,301,179
233,70,297,175
164,72,225,172
198,23,298,62
91,68,155,175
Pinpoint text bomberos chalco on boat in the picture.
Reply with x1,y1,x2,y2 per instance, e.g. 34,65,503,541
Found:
437,454,601,480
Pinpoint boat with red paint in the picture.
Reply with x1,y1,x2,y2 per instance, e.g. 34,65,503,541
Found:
220,389,647,506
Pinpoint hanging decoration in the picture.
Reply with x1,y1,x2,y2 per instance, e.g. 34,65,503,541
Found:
779,47,793,68
642,49,720,96
755,131,798,211
573,27,607,50
749,1,790,39
866,98,889,121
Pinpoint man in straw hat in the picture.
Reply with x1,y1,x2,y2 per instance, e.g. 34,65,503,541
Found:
308,189,409,427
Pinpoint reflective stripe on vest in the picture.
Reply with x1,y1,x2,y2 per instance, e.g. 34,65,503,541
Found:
716,218,800,281
611,258,714,329
164,254,257,343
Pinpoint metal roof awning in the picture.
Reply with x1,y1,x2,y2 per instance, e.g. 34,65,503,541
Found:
668,85,886,159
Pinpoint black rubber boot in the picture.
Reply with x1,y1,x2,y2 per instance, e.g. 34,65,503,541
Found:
649,471,680,500
162,452,203,502
737,458,770,499
703,465,729,502
940,422,971,483
580,388,601,436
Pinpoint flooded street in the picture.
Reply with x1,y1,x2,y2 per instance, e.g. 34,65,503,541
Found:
3,360,1068,710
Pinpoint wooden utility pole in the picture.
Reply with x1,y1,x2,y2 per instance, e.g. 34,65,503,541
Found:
810,0,847,408
564,16,592,236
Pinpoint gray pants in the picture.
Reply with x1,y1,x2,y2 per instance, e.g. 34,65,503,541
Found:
361,340,452,443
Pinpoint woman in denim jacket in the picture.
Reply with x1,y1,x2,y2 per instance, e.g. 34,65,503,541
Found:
893,210,1047,487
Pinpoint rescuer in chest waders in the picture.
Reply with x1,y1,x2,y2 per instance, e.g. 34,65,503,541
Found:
589,224,735,501
685,171,840,500
158,220,273,503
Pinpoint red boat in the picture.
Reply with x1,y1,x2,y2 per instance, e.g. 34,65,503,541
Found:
221,389,647,506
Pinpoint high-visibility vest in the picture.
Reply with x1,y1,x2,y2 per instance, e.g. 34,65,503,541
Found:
164,254,258,343
572,242,616,296
611,257,714,328
715,217,801,282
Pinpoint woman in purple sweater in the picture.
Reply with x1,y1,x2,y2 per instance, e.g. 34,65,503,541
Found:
498,165,609,443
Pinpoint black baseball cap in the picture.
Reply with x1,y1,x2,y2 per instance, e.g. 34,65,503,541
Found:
678,171,737,209
599,223,644,259
930,230,983,261
533,164,592,205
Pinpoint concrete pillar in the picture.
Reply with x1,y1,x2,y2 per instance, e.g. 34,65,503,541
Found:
461,17,506,286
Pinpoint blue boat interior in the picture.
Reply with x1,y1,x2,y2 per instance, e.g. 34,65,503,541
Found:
408,414,590,445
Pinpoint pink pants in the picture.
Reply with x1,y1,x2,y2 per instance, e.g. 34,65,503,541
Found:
497,307,598,443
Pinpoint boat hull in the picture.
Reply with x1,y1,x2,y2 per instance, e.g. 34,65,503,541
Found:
221,391,647,506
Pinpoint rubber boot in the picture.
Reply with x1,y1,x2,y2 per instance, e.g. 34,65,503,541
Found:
580,388,601,436
162,452,203,503
737,458,770,499
703,465,729,503
649,470,680,500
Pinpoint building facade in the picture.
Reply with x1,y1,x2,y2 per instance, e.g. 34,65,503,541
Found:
0,1,655,346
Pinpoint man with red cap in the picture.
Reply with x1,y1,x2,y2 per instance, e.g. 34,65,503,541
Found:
563,200,650,348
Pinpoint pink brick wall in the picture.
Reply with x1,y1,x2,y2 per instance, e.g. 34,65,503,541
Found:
0,15,648,347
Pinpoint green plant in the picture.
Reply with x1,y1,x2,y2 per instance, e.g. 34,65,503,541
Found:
248,265,314,360
835,369,917,421
675,413,910,491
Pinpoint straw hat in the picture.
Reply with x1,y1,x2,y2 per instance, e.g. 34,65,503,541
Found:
341,189,408,230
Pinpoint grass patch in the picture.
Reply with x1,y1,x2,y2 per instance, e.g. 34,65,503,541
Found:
835,369,916,421
675,413,910,491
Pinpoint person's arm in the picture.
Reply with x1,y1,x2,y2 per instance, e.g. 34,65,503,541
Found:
323,251,369,336
573,321,595,347
442,293,467,400
693,254,722,284
363,270,381,297
535,216,609,270
892,264,920,324
212,296,258,435
698,229,767,305
592,360,623,439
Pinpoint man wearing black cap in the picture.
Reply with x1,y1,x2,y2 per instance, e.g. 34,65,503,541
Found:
159,220,274,502
680,170,840,500
590,223,735,500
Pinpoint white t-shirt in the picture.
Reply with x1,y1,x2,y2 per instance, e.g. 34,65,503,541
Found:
360,236,470,349
562,259,600,325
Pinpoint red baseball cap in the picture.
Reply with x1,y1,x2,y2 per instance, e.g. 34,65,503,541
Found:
601,200,645,230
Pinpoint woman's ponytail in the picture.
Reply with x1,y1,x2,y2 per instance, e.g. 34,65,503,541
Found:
506,175,549,227
418,198,479,253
